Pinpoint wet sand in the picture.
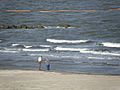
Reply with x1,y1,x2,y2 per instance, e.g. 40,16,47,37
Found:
0,70,120,90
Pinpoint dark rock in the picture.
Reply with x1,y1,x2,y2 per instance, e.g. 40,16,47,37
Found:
64,24,71,28
20,24,28,29
59,24,71,28
37,25,45,29
95,49,110,52
0,24,8,29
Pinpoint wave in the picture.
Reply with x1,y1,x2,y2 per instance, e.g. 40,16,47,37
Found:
88,57,105,60
43,26,75,29
0,50,18,53
54,46,120,56
54,47,88,52
12,44,52,49
0,40,2,42
46,39,89,44
80,50,120,56
102,42,120,48
22,48,49,52
12,44,25,48
39,45,52,48
88,56,120,60
12,44,32,48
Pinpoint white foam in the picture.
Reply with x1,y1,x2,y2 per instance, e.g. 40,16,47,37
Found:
88,56,119,60
54,47,88,52
80,50,120,56
40,45,51,48
0,40,2,42
12,44,20,47
88,57,105,60
12,44,32,48
0,50,18,53
22,48,49,52
102,42,120,48
54,46,120,56
47,39,89,44
24,45,32,48
44,26,65,29
43,26,75,29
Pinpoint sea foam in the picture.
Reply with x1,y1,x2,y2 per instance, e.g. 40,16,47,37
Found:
22,48,49,52
40,45,51,48
102,42,120,48
54,47,88,52
43,26,75,29
0,40,2,42
0,50,18,53
54,46,120,56
80,50,120,56
12,44,32,48
47,39,89,44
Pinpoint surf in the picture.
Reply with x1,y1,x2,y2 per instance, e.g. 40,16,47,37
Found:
102,42,120,48
80,50,120,56
54,47,89,52
22,48,49,52
46,39,89,44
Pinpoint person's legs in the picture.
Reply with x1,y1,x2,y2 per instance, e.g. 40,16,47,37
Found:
47,64,50,70
39,62,41,70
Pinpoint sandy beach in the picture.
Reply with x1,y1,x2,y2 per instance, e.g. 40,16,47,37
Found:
0,70,120,90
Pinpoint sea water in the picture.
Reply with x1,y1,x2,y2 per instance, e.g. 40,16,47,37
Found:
0,0,120,75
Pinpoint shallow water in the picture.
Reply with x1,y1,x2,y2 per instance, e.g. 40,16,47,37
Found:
0,0,120,75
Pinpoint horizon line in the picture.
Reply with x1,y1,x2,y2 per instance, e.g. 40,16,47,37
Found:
0,8,119,13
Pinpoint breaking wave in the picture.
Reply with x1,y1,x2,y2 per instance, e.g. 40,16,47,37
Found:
54,47,89,52
11,44,51,52
54,46,120,56
88,57,105,60
80,50,120,56
0,39,2,42
102,42,120,48
22,48,49,52
39,45,52,48
11,44,52,49
43,26,75,29
0,50,18,53
46,39,90,44
11,44,32,48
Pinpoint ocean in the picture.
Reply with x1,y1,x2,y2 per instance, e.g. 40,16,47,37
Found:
0,0,120,75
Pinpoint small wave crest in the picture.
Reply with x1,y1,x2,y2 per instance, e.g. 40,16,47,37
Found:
88,56,120,60
39,45,51,48
54,46,120,56
88,57,105,60
54,47,88,52
46,39,89,44
22,48,49,52
80,50,120,56
102,42,120,48
0,49,18,53
11,44,52,49
43,26,75,29
11,44,34,48
0,39,2,42
11,44,51,52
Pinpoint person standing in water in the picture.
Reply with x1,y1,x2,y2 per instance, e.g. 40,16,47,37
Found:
37,56,43,70
38,56,50,71
46,59,50,71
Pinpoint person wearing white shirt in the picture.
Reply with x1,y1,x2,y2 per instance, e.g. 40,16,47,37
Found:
37,56,43,70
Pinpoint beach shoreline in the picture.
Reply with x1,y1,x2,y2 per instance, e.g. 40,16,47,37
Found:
0,70,120,90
